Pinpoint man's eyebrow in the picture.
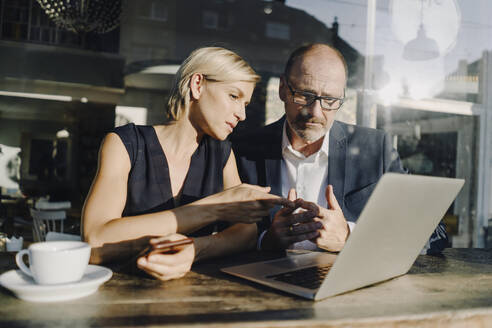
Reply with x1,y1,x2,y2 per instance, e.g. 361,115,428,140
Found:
298,87,317,95
298,88,339,98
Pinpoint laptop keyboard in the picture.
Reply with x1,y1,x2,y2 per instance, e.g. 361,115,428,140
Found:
267,265,333,290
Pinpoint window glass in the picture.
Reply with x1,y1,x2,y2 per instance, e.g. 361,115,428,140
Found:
151,1,168,21
265,22,290,40
202,10,219,29
0,0,490,248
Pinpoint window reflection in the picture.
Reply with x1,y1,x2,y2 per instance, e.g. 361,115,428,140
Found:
0,0,490,247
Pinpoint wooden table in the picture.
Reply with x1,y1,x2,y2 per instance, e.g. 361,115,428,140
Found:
1,248,492,327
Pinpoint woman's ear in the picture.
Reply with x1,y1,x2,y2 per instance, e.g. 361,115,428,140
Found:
190,73,205,100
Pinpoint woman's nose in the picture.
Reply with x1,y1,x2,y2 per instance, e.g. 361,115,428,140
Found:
236,104,246,121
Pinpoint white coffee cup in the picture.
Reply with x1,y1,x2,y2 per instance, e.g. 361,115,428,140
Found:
15,241,91,285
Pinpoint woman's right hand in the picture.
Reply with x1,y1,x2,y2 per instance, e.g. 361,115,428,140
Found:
137,233,194,281
206,183,293,224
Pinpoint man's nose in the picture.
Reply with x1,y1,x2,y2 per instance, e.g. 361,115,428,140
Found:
306,98,324,118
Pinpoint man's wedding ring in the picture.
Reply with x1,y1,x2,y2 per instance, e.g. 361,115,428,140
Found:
289,225,294,235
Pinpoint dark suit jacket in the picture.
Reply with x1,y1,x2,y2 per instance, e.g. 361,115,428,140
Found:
232,116,448,254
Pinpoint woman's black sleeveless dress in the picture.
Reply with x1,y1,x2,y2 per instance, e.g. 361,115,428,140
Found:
113,123,231,236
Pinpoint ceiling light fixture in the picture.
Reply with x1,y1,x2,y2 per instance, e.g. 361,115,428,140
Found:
35,0,121,34
402,0,440,61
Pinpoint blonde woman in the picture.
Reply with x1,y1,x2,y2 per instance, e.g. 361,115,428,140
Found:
82,47,289,280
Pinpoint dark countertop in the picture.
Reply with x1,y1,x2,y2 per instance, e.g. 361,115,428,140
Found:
1,248,492,327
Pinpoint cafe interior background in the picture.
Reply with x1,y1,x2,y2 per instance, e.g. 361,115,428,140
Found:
0,0,491,248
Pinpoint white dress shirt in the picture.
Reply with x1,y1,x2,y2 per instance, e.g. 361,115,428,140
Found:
258,121,355,250
281,123,329,250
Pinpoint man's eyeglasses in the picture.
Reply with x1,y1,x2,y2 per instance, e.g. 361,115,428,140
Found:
285,79,344,111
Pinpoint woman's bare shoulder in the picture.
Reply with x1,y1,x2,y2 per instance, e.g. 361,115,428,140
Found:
98,132,131,172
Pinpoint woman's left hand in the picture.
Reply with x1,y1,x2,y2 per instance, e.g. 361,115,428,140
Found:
137,233,195,281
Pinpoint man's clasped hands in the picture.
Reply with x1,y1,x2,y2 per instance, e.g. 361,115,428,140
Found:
261,185,350,252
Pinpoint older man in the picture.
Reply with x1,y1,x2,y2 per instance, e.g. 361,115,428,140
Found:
233,43,447,253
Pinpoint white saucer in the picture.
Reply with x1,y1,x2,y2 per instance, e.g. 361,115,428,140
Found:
0,264,112,302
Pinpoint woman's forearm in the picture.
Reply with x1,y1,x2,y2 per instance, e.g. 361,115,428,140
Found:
193,223,257,262
84,187,267,263
88,216,256,265
89,235,152,264
85,203,220,247
86,208,211,264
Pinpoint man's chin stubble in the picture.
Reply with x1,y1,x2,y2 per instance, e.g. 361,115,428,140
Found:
294,128,325,143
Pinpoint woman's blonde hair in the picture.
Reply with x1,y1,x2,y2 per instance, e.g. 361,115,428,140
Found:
167,47,260,121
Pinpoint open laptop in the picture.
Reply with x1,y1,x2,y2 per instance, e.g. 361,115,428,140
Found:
221,173,464,301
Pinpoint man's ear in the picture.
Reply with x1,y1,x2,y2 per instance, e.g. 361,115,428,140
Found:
190,73,205,100
279,76,288,102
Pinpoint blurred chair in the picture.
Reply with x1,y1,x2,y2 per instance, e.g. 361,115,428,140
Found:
31,199,80,242
30,208,67,242
46,231,81,241
35,199,71,211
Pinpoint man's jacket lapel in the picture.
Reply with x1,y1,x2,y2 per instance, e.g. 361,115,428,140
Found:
328,121,346,209
262,117,284,197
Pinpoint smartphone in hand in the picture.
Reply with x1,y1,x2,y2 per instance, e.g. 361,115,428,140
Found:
139,238,193,257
